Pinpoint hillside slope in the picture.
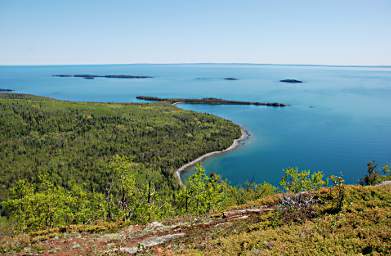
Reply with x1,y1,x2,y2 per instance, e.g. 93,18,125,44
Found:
1,184,390,255
0,93,241,198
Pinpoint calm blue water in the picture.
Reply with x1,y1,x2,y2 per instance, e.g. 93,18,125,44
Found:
1,64,390,185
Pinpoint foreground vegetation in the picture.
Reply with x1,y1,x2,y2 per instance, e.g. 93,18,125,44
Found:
170,184,391,256
0,169,389,255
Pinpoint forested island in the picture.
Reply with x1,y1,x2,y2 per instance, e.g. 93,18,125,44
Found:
280,78,303,83
53,74,153,79
137,96,288,107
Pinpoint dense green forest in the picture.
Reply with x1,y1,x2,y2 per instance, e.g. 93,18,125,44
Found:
1,93,276,232
0,93,240,199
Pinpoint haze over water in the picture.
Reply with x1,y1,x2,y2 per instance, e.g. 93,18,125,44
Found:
1,64,390,185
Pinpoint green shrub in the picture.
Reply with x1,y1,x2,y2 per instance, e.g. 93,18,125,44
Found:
1,180,106,232
279,167,326,193
360,161,391,185
328,175,345,213
176,164,226,215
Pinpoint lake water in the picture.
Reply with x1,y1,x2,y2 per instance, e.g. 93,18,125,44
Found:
1,64,390,185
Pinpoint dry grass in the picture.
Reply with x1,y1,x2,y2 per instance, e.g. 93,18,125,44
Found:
165,185,391,255
1,185,390,255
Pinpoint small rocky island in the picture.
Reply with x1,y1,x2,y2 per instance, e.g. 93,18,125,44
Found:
280,79,303,83
137,96,287,107
0,88,14,92
224,77,239,80
53,74,153,79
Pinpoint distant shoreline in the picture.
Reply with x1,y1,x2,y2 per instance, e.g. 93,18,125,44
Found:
175,127,249,186
53,74,153,80
137,96,288,107
2,63,391,68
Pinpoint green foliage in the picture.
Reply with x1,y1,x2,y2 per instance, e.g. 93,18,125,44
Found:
0,94,241,199
279,167,326,193
1,151,279,232
168,185,391,256
1,181,106,232
0,94,250,230
276,168,329,224
176,164,226,215
361,161,381,185
2,184,390,255
227,182,277,205
104,155,138,220
0,94,320,234
383,164,390,176
360,161,391,186
328,175,345,213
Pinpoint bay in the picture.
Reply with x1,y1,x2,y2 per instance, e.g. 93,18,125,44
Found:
1,64,390,185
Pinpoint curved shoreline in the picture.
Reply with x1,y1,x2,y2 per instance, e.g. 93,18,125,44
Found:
175,127,250,185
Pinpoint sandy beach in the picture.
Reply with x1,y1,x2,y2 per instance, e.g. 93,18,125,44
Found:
175,127,249,185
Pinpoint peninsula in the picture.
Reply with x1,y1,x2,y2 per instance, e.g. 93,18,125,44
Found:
136,96,288,107
0,88,14,92
280,79,303,83
53,74,153,79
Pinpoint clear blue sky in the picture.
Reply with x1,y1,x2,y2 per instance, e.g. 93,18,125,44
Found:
1,0,390,65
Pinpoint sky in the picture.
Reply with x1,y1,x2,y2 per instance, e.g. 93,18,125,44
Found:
0,0,390,65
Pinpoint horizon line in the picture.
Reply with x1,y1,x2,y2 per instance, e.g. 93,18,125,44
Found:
0,62,391,68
